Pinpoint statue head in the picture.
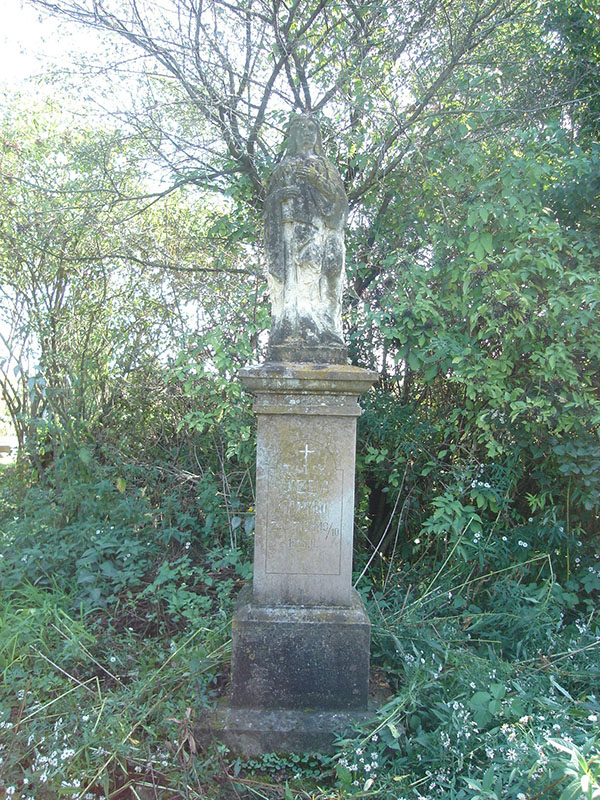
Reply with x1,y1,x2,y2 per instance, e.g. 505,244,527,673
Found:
285,115,324,157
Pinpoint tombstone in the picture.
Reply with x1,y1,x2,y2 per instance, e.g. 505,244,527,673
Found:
210,116,377,754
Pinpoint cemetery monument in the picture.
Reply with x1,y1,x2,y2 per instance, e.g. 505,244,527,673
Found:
210,115,377,754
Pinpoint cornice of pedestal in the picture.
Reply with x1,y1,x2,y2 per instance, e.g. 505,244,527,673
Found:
238,361,378,398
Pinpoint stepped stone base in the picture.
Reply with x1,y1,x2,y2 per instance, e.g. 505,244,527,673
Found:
230,585,370,711
205,704,375,756
198,585,374,754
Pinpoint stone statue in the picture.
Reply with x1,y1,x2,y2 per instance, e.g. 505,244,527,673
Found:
264,115,348,364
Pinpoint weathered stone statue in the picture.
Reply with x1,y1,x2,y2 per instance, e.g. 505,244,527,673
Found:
265,115,348,364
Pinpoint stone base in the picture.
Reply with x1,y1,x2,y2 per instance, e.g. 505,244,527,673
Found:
267,343,348,364
204,703,375,756
230,585,370,711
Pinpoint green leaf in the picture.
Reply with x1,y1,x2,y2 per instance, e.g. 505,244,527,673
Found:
481,231,494,254
79,447,92,465
336,764,352,785
469,691,492,710
424,363,438,381
387,721,400,739
407,351,420,371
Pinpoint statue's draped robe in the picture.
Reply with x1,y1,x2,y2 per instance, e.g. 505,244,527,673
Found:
265,152,348,355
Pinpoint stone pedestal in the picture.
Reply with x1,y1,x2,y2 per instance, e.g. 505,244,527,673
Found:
230,585,370,711
207,363,377,754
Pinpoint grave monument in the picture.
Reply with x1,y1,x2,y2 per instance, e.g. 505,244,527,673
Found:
212,115,377,754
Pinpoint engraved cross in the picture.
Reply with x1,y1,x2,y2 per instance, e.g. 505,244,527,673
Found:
300,444,315,472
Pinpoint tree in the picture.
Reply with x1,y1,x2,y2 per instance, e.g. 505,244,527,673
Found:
543,0,600,144
0,97,260,477
16,0,600,545
27,0,547,207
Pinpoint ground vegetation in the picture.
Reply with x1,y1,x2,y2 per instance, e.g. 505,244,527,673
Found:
0,0,599,797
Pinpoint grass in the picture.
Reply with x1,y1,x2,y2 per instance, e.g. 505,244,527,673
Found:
0,461,599,799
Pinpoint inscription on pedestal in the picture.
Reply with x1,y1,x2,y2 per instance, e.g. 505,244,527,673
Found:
266,438,343,575
244,365,377,607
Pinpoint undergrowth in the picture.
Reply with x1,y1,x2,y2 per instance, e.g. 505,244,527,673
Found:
0,461,599,800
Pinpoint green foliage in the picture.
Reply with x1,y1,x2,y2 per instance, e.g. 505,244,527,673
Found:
544,0,600,144
0,580,232,800
1,0,600,797
330,543,600,799
549,737,600,800
354,118,600,550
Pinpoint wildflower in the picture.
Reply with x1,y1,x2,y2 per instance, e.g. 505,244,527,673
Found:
371,733,378,742
356,748,363,755
134,765,143,773
61,748,75,760
109,656,117,663
588,714,598,722
364,764,371,772
6,787,15,796
507,748,517,761
82,714,90,722
184,541,191,550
